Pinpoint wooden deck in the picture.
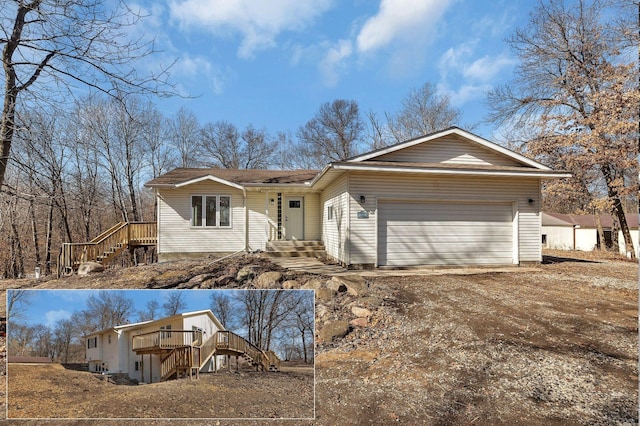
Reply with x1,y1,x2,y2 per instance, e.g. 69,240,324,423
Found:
131,330,280,381
57,222,156,276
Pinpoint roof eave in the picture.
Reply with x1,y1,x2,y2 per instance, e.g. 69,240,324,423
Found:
332,163,571,178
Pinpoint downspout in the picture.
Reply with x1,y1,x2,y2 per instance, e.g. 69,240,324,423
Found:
243,187,249,252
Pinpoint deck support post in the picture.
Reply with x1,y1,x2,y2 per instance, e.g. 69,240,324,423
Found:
236,355,239,372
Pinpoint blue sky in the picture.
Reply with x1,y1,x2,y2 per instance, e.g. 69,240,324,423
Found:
132,0,536,140
10,289,274,329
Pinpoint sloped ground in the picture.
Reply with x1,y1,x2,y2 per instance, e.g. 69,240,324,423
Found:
8,362,313,419
2,250,638,424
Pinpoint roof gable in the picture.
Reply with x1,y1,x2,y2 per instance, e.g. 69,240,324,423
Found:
348,127,551,170
145,168,319,188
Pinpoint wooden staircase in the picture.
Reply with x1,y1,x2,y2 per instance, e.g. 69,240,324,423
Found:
57,222,156,276
264,240,326,258
132,330,280,383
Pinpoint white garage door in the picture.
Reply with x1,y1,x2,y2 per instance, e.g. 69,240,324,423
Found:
377,200,514,266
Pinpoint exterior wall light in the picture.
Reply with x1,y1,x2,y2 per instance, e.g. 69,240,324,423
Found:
360,195,366,204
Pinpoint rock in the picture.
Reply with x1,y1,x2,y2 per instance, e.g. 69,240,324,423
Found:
236,265,259,282
282,280,300,289
319,320,350,342
350,317,368,327
358,296,383,307
302,278,323,290
315,288,336,301
326,279,347,292
77,262,104,275
351,306,372,318
214,275,235,287
332,276,368,297
254,271,283,288
316,305,329,320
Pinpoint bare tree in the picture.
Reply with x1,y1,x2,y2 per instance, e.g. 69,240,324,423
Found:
209,292,233,329
54,318,74,363
200,122,275,169
297,99,364,166
162,291,187,316
294,297,314,363
386,83,462,144
486,0,638,258
84,291,134,331
235,290,304,351
0,0,173,190
168,107,201,168
138,299,160,322
7,289,31,320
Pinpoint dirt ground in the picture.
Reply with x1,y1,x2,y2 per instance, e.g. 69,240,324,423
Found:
8,362,314,419
2,250,638,424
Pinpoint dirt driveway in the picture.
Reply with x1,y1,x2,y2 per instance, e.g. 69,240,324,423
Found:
315,252,637,425
2,250,637,424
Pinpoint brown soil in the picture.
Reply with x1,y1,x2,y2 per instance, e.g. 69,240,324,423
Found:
8,362,314,419
2,249,638,424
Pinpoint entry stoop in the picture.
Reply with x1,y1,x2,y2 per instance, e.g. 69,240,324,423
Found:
265,240,326,258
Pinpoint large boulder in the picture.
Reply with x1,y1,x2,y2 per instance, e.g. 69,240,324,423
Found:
315,288,336,301
236,265,260,283
254,271,283,288
351,306,372,318
302,278,323,290
282,280,300,289
318,320,350,342
77,262,104,275
331,276,368,297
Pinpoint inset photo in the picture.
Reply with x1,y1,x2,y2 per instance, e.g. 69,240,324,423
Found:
7,289,314,420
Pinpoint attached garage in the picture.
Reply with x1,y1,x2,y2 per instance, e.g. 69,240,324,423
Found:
377,200,515,266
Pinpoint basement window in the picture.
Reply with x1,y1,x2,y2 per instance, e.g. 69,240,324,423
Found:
191,195,232,228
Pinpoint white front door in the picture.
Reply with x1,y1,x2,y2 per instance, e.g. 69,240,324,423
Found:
284,196,304,240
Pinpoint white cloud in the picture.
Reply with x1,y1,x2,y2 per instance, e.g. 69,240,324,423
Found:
172,54,231,95
45,310,72,327
463,54,516,83
319,39,353,87
169,0,333,58
438,42,516,105
356,0,453,53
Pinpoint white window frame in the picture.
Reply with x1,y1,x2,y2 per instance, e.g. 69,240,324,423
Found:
327,205,334,221
190,194,232,228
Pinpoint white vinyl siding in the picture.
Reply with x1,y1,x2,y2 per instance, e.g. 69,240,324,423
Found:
348,172,541,265
247,192,268,251
378,200,513,266
304,193,321,241
372,136,524,167
157,182,245,254
321,173,349,263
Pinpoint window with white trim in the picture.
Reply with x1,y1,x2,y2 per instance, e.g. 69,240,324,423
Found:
327,205,334,220
87,337,97,349
191,195,231,227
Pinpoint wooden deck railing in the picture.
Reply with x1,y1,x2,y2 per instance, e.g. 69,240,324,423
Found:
132,330,203,351
138,330,280,381
161,346,193,381
215,330,270,370
57,221,156,276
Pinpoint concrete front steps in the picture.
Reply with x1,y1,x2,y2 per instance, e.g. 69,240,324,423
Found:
264,240,326,258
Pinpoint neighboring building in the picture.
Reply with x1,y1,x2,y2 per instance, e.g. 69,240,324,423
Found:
85,310,226,383
542,212,639,256
145,127,570,267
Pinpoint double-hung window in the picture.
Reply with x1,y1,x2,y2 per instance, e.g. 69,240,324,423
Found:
191,195,231,227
